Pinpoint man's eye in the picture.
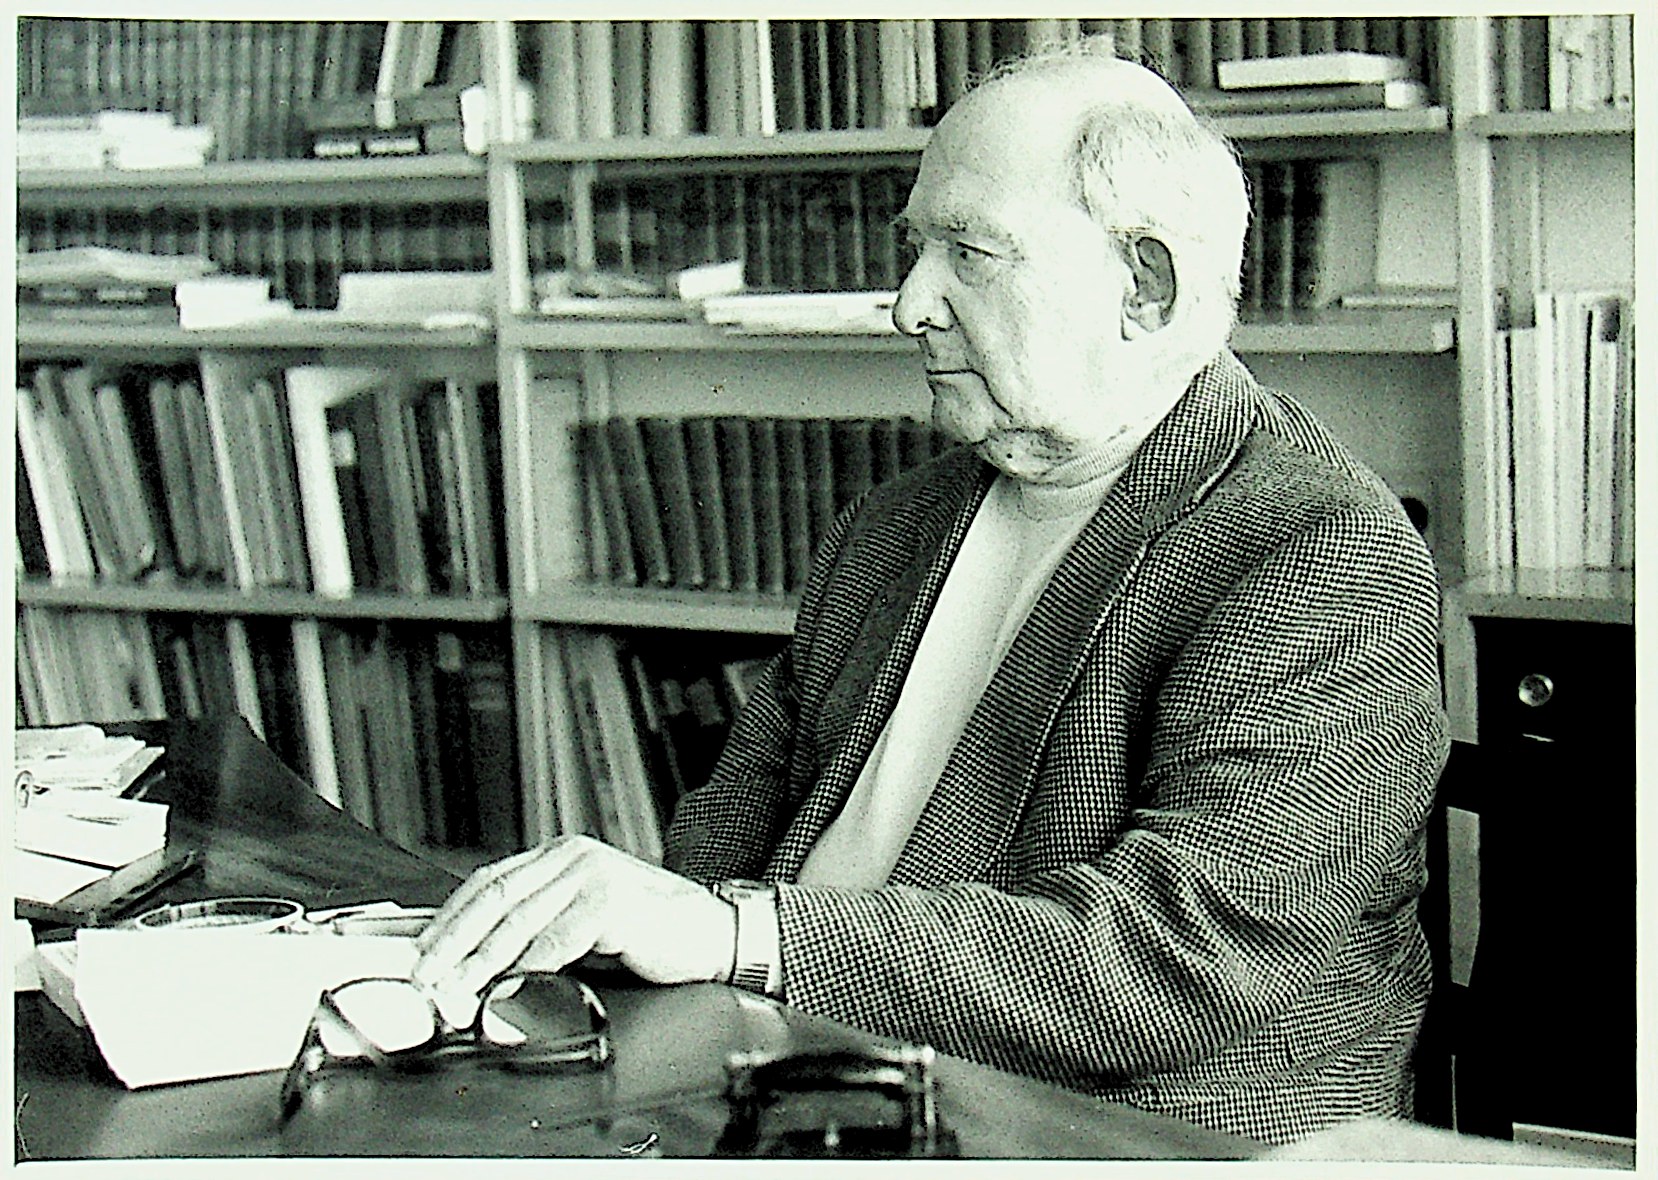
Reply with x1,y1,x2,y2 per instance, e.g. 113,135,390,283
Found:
950,242,998,282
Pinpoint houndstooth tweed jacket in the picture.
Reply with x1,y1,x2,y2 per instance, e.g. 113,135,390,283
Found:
664,350,1450,1147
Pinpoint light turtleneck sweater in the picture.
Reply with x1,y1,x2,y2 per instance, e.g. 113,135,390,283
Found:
796,426,1152,890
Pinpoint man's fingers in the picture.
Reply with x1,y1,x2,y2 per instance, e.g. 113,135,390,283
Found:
446,868,602,998
416,846,542,953
413,842,582,986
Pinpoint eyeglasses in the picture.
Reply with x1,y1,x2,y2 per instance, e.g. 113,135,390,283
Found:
280,971,613,1122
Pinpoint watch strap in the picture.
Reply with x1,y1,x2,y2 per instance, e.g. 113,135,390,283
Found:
714,879,782,997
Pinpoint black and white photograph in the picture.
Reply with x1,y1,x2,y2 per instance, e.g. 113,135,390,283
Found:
10,7,1643,1169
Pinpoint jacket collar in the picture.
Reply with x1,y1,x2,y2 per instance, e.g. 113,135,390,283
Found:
771,351,1263,886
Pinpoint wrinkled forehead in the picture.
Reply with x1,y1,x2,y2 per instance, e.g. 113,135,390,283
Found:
902,83,1080,235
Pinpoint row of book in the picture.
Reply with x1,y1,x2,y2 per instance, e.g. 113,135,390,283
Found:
17,19,480,163
521,18,1442,142
581,168,916,296
18,201,496,312
579,414,949,596
1490,292,1634,573
1492,16,1633,113
16,361,506,599
570,154,1364,314
14,608,523,855
551,630,774,862
1240,159,1374,316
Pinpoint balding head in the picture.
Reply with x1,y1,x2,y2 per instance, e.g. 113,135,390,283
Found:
948,45,1250,372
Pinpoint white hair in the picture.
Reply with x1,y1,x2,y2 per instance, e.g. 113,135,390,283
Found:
977,42,1251,375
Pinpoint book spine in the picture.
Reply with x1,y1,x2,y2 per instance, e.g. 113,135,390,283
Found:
577,21,615,140
646,19,695,137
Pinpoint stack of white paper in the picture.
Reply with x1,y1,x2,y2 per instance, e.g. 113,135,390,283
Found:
15,795,168,869
16,724,163,795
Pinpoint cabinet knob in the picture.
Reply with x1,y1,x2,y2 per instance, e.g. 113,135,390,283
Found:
1517,673,1555,708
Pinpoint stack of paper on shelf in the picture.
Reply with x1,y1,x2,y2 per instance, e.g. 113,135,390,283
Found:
700,291,898,335
18,110,214,171
1207,51,1426,115
174,276,294,330
18,247,217,326
332,270,493,328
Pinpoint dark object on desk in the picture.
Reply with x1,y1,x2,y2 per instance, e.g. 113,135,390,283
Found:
717,1045,958,1159
17,846,200,930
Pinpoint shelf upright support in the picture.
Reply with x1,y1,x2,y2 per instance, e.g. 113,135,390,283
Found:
1445,15,1503,745
1449,16,1505,583
484,16,560,848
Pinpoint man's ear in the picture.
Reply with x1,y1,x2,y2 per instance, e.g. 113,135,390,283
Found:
1121,235,1176,338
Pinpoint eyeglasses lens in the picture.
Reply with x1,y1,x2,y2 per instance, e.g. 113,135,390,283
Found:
326,979,438,1056
480,974,601,1052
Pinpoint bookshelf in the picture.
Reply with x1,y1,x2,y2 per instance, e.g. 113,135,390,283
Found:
15,17,1635,871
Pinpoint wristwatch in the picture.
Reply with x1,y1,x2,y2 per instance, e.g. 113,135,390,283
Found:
712,879,782,997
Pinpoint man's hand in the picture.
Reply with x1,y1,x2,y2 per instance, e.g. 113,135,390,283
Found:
411,835,736,998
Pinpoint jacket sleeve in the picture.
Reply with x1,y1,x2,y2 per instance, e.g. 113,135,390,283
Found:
769,505,1448,1088
662,502,860,883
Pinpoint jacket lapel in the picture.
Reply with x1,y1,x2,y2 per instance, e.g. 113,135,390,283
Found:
888,352,1262,888
766,455,991,881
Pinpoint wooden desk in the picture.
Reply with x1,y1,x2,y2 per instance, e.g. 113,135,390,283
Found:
14,716,1260,1161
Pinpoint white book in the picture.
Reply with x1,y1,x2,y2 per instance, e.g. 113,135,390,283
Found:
1217,51,1415,91
1583,297,1622,568
1510,305,1559,570
290,619,342,809
282,365,387,597
16,385,96,581
1553,294,1588,571
225,617,267,739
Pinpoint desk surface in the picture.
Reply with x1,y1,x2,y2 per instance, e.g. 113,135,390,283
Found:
14,716,1259,1162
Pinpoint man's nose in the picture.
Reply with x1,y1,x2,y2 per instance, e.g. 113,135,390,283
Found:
892,254,952,337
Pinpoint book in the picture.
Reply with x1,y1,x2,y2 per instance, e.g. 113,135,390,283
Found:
283,365,388,598
1186,79,1428,115
640,416,706,589
606,416,673,588
1217,51,1416,91
774,417,814,592
1509,311,1559,570
748,416,787,596
576,21,615,140
612,21,646,138
1582,296,1622,570
581,418,639,587
465,634,522,854
717,417,760,595
646,20,695,137
535,21,581,141
683,417,733,592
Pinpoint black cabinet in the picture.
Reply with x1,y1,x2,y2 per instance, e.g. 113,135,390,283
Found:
1458,614,1634,1143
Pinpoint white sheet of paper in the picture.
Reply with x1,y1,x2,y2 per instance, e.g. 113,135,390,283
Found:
75,928,420,1088
13,848,112,904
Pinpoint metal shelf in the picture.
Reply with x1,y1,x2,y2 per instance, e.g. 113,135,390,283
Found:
518,586,799,636
16,582,511,623
503,308,1456,357
17,153,487,209
1465,109,1633,138
17,320,492,359
1455,569,1634,626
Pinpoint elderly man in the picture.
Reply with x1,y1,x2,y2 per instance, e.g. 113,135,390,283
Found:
414,44,1448,1147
